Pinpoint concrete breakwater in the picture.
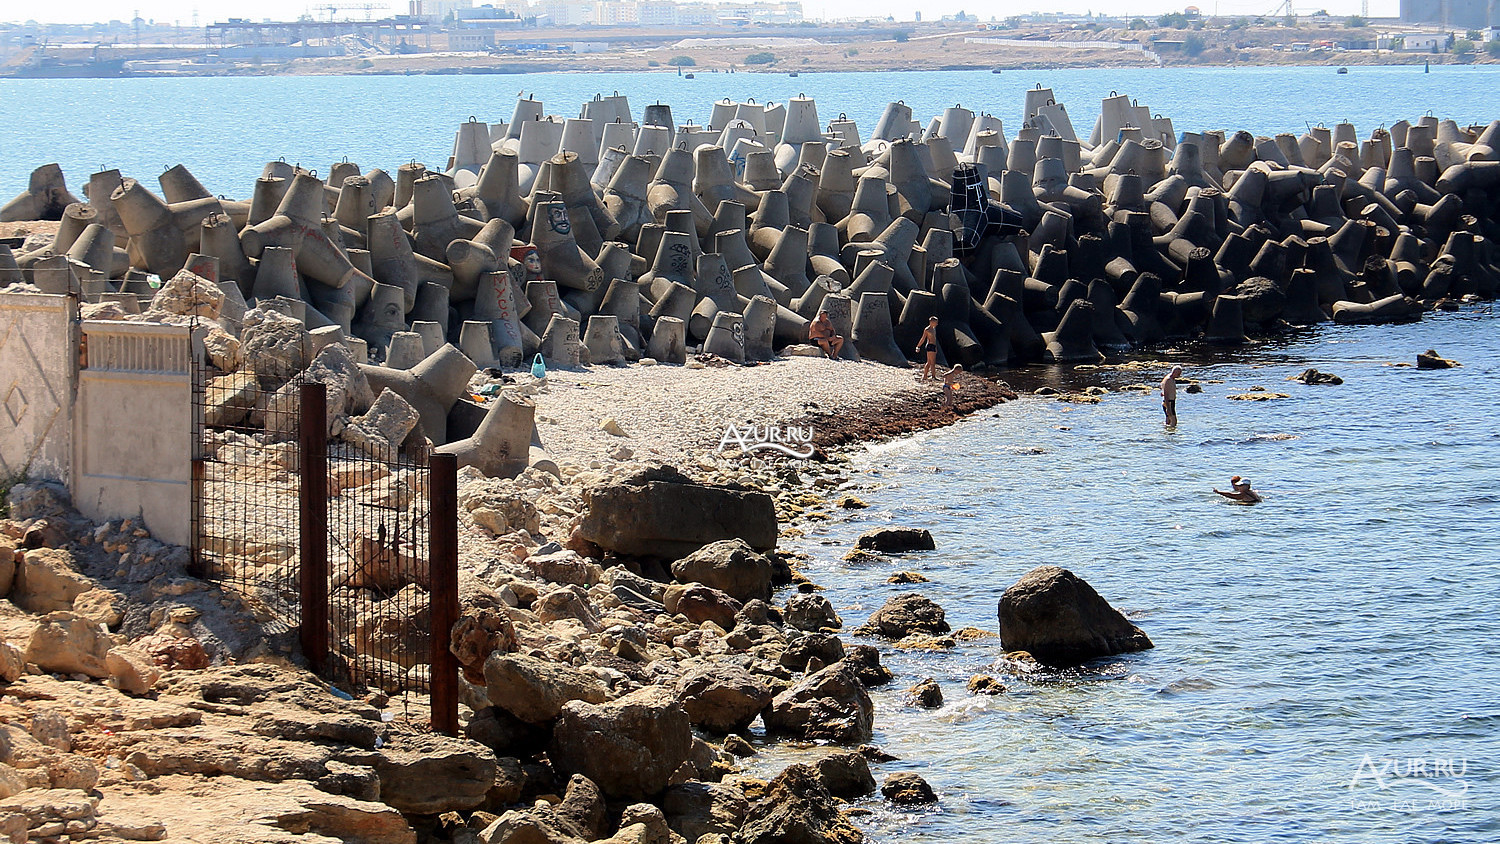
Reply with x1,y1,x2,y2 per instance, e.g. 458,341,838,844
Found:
3,87,1498,392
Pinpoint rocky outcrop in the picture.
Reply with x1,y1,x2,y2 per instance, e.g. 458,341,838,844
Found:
813,751,877,799
674,663,774,734
579,472,777,559
881,772,937,806
904,677,943,709
664,584,742,630
550,686,694,800
763,661,873,744
997,565,1153,666
370,732,497,814
23,611,113,678
855,593,950,638
13,549,93,614
483,653,611,724
670,539,773,603
739,763,864,844
783,592,842,632
854,526,935,553
662,781,749,842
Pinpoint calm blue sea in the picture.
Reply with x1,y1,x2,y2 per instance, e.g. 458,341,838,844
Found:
3,67,1497,842
771,311,1500,843
3,65,1500,198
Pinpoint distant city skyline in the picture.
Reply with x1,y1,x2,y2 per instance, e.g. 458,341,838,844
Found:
3,0,1405,27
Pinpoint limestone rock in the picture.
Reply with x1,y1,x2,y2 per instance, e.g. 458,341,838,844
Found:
781,633,845,672
372,732,498,814
674,663,774,734
525,550,603,587
855,592,950,638
997,565,1153,666
854,526,935,553
533,585,603,630
670,539,774,604
0,644,24,684
664,584,742,630
149,268,224,319
1417,348,1459,369
763,660,873,744
738,763,864,844
5,481,72,521
14,548,94,614
843,645,891,687
483,652,611,724
241,308,310,381
881,772,937,805
205,369,261,427
203,325,243,371
904,677,943,708
24,611,113,678
95,774,416,844
813,751,877,799
579,478,777,559
550,685,693,800
662,782,749,842
450,607,517,684
783,592,842,632
342,389,420,459
105,646,162,695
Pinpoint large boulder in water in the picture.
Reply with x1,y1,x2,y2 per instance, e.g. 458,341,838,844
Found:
1230,276,1287,327
855,592,950,638
579,467,777,559
738,763,865,844
763,660,873,744
997,566,1152,666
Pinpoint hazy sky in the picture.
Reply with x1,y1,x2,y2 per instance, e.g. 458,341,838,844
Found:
9,0,1402,27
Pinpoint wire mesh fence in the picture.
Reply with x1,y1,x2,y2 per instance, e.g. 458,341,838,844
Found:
190,356,304,635
192,367,457,729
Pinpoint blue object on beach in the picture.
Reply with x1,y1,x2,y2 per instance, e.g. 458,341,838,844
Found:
531,354,547,380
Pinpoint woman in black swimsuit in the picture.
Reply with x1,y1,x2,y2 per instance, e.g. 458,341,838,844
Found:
917,316,939,380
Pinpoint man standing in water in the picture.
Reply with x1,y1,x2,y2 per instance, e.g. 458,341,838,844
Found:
1160,365,1182,426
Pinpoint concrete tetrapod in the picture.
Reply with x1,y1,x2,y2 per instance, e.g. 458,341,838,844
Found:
741,295,778,362
646,315,687,364
0,164,81,222
851,291,909,367
1042,299,1104,363
459,320,500,368
240,173,376,292
361,343,476,445
472,271,526,367
353,282,408,356
583,314,627,365
437,392,537,479
110,178,224,277
531,200,605,292
702,310,746,363
540,314,584,367
385,331,427,370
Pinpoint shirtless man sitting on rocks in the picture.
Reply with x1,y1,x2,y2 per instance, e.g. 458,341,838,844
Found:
808,312,844,359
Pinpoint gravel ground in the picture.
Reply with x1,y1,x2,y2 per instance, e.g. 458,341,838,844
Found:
499,356,929,468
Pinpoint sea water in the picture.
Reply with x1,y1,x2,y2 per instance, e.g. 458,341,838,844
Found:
3,66,1498,842
3,65,1500,197
773,311,1500,842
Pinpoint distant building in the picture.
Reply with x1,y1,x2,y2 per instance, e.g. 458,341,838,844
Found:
449,30,496,48
1398,0,1496,30
1400,32,1445,51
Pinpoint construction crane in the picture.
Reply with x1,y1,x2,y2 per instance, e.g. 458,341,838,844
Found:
313,3,385,22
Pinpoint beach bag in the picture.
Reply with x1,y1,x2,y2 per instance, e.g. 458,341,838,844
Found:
531,354,547,380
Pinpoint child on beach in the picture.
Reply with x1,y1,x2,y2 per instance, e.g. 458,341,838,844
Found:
917,317,939,380
942,364,963,410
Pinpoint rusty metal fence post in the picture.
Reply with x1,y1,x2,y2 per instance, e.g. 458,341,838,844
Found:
299,383,329,675
429,452,460,736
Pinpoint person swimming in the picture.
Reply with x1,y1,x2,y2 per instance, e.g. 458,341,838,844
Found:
1214,475,1263,504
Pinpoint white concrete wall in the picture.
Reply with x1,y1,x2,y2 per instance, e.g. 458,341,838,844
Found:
0,293,78,484
72,320,193,547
